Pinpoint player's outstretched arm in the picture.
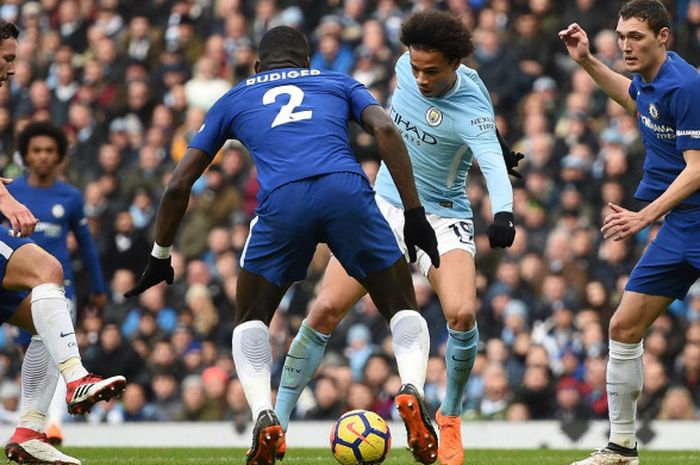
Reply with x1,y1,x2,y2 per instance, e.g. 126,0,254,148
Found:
603,150,700,241
125,148,211,297
360,105,440,267
558,23,636,113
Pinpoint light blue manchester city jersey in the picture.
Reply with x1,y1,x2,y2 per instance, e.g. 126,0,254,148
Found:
374,52,513,218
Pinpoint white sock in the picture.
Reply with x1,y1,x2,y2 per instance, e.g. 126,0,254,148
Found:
232,320,273,420
47,378,67,426
30,284,87,383
390,310,429,397
19,336,60,432
608,339,643,449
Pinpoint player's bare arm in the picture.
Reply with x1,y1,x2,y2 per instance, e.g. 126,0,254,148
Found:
125,148,211,297
153,148,211,247
360,104,440,266
360,104,420,210
603,149,700,241
559,22,636,113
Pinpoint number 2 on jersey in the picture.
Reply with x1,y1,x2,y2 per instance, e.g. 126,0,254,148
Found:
262,85,313,128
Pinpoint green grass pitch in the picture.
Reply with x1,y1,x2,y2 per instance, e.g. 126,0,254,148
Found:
62,447,700,464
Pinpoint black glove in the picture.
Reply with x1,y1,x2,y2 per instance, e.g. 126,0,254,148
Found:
487,211,516,248
124,255,174,297
403,206,440,268
496,129,525,179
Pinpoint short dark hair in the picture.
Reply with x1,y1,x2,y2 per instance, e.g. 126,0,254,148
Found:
619,0,670,36
400,11,474,62
0,19,19,42
17,121,69,162
258,26,309,69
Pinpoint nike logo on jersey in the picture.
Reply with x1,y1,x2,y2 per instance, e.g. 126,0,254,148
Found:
60,331,75,338
451,354,470,362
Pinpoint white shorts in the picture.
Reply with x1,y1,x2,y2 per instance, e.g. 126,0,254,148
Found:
375,194,476,276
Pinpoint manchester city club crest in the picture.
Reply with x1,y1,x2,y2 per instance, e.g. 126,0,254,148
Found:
51,204,65,218
649,103,659,119
425,106,443,127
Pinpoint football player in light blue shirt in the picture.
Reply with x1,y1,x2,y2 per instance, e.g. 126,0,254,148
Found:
275,11,518,465
561,1,700,464
125,25,440,465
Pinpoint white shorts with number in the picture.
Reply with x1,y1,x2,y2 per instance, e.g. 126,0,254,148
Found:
375,194,476,277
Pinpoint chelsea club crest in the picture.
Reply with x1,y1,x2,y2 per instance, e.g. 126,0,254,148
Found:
51,204,65,218
649,103,659,119
425,107,443,127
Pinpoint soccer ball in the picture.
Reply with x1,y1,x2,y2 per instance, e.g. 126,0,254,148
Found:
330,409,391,465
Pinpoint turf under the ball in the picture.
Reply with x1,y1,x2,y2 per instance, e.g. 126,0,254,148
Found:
63,447,700,464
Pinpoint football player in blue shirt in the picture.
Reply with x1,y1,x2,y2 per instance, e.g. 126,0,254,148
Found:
125,26,440,465
560,1,700,464
274,11,518,465
0,20,125,465
7,121,108,445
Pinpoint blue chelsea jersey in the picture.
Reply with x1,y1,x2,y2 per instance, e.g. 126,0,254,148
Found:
374,52,512,218
629,51,700,207
190,68,379,203
6,177,105,294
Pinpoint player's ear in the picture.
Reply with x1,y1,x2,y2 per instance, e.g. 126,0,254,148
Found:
254,60,262,73
657,27,670,47
450,58,461,70
302,56,310,68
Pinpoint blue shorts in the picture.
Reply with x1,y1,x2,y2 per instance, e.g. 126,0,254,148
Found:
0,227,32,324
626,208,700,299
240,172,403,287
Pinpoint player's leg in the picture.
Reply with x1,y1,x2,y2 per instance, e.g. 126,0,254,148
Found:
572,212,697,465
45,291,75,445
428,249,478,465
359,258,437,465
571,291,668,465
4,311,79,465
275,256,366,431
5,242,125,415
234,269,289,465
236,178,324,464
325,175,436,464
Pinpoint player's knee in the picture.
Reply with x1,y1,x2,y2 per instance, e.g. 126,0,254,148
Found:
444,303,476,332
307,297,342,334
609,314,643,343
33,253,64,287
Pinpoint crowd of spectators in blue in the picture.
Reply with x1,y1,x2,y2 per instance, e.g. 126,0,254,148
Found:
0,0,698,430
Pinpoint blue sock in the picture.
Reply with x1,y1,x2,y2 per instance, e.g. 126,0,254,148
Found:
440,324,478,416
274,319,329,431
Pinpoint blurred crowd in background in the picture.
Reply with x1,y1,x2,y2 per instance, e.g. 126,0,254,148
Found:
0,0,699,430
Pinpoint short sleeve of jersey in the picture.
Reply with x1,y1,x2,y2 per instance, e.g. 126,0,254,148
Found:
189,92,236,158
344,76,380,123
628,77,639,101
669,79,700,151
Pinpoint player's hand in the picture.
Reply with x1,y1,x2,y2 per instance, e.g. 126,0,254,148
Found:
558,23,592,64
601,202,649,241
0,195,38,237
125,255,174,298
403,206,440,268
0,177,13,185
496,130,525,179
88,293,107,312
487,212,516,248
